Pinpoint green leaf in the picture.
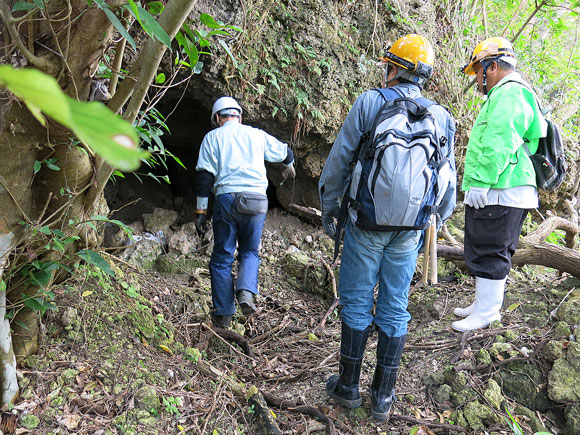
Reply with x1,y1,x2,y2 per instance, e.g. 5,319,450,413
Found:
14,320,29,330
207,30,231,37
0,281,6,292
12,2,37,11
175,31,199,67
77,249,115,277
218,39,238,68
31,269,51,287
125,0,140,23
0,66,71,126
31,0,44,9
147,0,163,14
39,226,51,235
181,23,197,42
33,160,42,174
94,0,136,51
62,236,80,244
24,298,44,311
67,99,146,171
46,161,60,171
200,12,222,29
137,5,171,48
0,66,145,172
155,73,166,84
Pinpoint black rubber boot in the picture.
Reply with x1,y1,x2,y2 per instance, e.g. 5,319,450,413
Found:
326,323,371,408
211,314,232,329
371,330,406,421
236,290,257,315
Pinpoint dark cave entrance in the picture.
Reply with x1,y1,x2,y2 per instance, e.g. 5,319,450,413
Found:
104,88,282,226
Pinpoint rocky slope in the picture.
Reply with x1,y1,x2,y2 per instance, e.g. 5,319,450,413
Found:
9,207,580,434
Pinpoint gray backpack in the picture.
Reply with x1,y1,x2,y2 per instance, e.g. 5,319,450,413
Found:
348,88,451,230
332,88,452,261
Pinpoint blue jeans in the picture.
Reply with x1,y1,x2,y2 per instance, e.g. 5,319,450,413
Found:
338,219,421,337
210,193,266,315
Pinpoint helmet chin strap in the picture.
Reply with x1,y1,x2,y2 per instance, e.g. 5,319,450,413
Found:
384,62,425,87
481,59,493,96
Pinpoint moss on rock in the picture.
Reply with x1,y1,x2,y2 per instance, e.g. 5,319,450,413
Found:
548,358,580,403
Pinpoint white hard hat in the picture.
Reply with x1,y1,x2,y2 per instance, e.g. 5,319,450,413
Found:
211,96,243,120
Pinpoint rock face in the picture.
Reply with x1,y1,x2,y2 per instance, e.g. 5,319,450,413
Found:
150,0,443,210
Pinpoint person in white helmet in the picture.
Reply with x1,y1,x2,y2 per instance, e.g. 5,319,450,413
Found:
195,96,295,328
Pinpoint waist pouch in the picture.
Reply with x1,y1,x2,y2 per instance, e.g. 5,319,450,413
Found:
235,192,268,214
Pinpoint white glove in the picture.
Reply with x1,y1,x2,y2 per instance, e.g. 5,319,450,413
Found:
280,163,296,182
466,187,489,209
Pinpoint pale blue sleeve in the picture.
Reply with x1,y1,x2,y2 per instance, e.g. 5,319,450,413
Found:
262,130,288,163
318,91,379,212
195,135,218,175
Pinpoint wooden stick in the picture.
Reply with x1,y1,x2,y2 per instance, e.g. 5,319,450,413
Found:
429,216,438,285
421,222,432,284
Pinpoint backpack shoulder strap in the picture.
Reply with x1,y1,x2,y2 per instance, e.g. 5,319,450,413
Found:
374,87,401,102
375,87,438,109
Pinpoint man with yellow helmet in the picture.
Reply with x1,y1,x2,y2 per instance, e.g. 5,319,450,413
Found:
319,34,457,421
454,37,547,332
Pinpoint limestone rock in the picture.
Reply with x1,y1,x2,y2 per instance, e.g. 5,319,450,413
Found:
548,358,580,403
143,207,178,234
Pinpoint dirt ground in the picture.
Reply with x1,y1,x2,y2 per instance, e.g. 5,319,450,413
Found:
8,208,571,434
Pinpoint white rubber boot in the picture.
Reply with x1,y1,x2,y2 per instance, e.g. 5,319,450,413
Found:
453,302,475,317
452,277,506,332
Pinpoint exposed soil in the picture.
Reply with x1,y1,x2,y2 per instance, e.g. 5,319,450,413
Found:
8,208,573,434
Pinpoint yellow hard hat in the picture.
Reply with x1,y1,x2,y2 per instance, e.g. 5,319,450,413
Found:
379,34,435,81
462,37,516,75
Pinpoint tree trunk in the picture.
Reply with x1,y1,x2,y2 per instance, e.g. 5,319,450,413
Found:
0,0,197,404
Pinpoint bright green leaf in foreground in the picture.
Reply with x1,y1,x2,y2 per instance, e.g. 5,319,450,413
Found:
0,66,147,171
200,12,222,29
0,66,70,126
68,99,146,172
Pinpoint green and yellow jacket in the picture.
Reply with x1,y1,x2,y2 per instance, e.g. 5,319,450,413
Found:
462,72,547,191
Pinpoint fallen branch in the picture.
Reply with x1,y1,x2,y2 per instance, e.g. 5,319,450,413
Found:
261,391,336,435
195,360,284,434
200,323,255,359
438,240,580,278
288,203,322,226
438,200,580,277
